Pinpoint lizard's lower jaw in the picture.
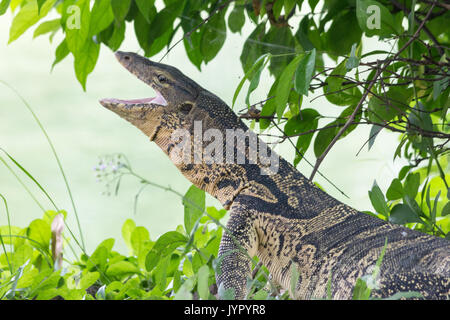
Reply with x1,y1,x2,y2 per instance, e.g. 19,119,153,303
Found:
99,88,168,108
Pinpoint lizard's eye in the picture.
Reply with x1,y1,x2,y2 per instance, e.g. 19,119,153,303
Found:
157,74,167,83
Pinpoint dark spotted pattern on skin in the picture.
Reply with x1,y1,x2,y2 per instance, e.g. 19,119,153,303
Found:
101,52,450,300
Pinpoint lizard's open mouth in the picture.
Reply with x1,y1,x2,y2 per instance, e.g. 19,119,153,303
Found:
100,88,168,108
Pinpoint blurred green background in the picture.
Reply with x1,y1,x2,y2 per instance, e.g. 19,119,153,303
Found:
0,9,405,254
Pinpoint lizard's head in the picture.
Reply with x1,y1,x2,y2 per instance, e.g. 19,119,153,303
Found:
99,51,202,139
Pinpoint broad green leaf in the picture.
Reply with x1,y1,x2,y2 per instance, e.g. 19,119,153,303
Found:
442,201,450,216
313,105,360,157
8,0,57,43
233,53,270,107
183,185,205,234
154,255,170,291
389,204,422,225
404,173,420,200
33,18,60,38
145,231,187,271
200,8,227,63
285,109,320,166
111,0,131,22
27,219,51,249
121,218,136,253
326,10,362,57
240,23,266,74
346,43,361,71
197,265,210,300
148,2,183,44
259,78,279,130
130,226,150,256
324,60,362,106
65,0,90,56
0,0,11,16
294,48,316,96
79,271,100,291
135,0,155,23
295,16,315,51
356,0,397,37
51,38,69,70
134,9,154,55
106,260,140,278
74,38,100,91
263,26,295,77
182,13,203,70
218,282,235,300
276,54,303,119
368,181,389,217
245,55,270,105
174,277,195,300
228,4,245,33
386,178,404,200
89,0,114,36
368,87,412,122
106,20,126,51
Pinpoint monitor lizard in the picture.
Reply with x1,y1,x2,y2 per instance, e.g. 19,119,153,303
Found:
99,51,450,299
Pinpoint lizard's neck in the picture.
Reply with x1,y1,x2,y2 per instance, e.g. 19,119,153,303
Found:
150,90,283,209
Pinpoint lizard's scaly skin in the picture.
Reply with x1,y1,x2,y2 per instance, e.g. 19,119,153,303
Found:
100,52,450,299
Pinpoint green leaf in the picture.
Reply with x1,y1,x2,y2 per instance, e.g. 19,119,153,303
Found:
27,219,51,249
111,0,131,22
197,265,210,300
145,231,187,271
200,8,227,63
368,87,411,122
233,53,270,107
324,60,362,106
276,54,303,119
106,20,125,51
218,282,235,300
130,226,150,256
442,201,450,216
174,277,195,300
240,23,266,74
74,38,100,91
294,48,316,96
368,124,383,151
346,43,361,71
79,271,100,291
135,0,155,23
404,173,420,200
89,0,114,36
389,204,422,225
356,0,397,37
352,278,371,300
51,39,69,70
106,260,140,278
121,219,136,253
263,26,296,78
386,178,404,200
65,0,90,56
368,181,389,217
33,18,60,38
326,10,362,57
0,0,11,16
183,185,205,234
228,5,245,33
8,0,57,43
313,105,360,157
245,54,270,105
284,109,320,166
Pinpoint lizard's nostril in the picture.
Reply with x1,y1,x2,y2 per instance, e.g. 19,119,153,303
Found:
123,55,130,61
